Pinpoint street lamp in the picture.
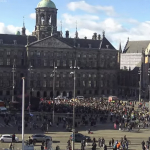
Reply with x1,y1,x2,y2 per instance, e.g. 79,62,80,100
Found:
28,64,33,112
70,60,80,150
51,62,57,125
138,67,142,102
12,59,16,102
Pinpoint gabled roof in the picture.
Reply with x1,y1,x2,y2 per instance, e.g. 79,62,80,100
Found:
100,37,115,49
59,36,116,49
123,40,150,53
0,34,37,46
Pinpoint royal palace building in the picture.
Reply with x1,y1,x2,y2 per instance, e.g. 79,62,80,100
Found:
0,0,119,100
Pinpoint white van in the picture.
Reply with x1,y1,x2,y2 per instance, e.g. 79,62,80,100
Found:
0,107,7,114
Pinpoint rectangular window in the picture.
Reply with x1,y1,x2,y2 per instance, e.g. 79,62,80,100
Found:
83,81,85,87
0,58,3,65
63,73,66,78
56,81,59,87
43,81,46,87
43,74,47,78
89,74,91,77
62,81,65,87
7,59,10,65
57,52,61,57
69,60,72,67
44,60,47,66
83,54,86,58
14,51,17,56
88,81,91,87
38,59,41,66
83,74,85,77
50,81,53,87
7,51,10,55
43,52,46,56
57,60,60,66
93,74,97,78
93,61,97,67
37,52,41,56
94,81,97,87
77,54,80,58
31,52,34,56
57,74,60,77
37,81,40,87
50,60,53,66
63,60,66,66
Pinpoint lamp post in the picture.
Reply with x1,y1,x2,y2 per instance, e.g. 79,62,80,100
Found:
138,67,142,102
22,77,25,150
52,62,57,125
12,59,16,102
28,65,33,112
70,60,80,150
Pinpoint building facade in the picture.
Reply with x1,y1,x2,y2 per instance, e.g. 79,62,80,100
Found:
0,0,119,100
119,38,150,98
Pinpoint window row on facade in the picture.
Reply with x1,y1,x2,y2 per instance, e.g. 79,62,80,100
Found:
0,58,24,66
29,51,98,58
0,50,24,56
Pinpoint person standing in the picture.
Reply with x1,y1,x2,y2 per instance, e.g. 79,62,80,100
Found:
92,140,97,150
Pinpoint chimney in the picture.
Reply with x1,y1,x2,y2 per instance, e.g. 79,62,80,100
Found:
93,33,97,40
98,34,101,40
66,30,69,38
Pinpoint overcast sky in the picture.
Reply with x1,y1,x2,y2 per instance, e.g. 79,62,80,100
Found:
0,0,150,49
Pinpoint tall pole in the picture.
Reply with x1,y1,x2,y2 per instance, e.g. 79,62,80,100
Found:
29,66,31,113
22,77,25,150
12,59,15,102
28,65,32,113
139,68,142,102
72,59,77,150
53,62,56,125
72,69,76,150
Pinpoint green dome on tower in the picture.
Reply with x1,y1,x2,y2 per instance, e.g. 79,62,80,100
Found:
16,31,20,35
37,0,56,8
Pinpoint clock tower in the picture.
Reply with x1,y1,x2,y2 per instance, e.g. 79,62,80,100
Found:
32,0,57,40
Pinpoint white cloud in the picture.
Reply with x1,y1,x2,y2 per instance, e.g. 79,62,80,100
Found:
60,13,150,49
67,1,116,16
0,22,31,35
30,13,36,19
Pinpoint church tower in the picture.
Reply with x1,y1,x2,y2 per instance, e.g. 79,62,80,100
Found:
32,0,58,40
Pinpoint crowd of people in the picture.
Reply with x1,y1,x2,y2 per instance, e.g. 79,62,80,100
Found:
1,96,150,150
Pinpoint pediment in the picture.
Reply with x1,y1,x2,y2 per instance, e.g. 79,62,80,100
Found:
29,37,72,49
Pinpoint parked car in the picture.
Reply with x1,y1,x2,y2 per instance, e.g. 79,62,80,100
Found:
31,134,52,143
0,134,19,143
70,133,91,142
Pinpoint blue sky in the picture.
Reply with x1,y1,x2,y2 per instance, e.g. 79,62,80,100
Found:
0,0,150,48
